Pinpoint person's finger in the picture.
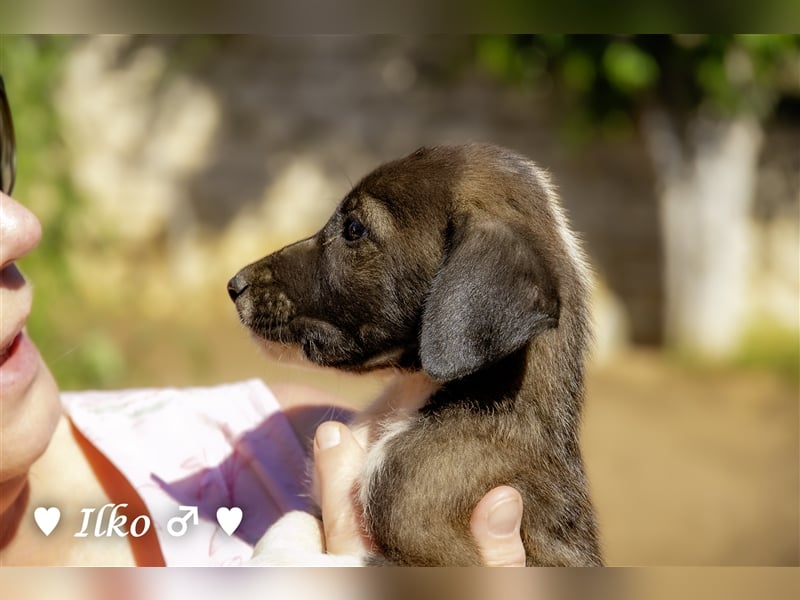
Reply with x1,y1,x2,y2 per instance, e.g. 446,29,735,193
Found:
470,485,526,567
314,421,370,556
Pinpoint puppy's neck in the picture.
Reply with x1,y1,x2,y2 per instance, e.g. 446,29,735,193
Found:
350,371,440,448
364,370,441,418
422,348,529,415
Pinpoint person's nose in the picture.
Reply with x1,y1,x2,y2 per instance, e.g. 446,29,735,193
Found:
0,192,43,268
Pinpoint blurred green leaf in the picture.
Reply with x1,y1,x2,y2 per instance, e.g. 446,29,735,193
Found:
476,35,515,79
562,51,596,92
476,34,798,142
602,41,660,93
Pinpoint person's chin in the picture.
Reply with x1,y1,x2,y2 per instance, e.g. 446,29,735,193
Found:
0,351,62,483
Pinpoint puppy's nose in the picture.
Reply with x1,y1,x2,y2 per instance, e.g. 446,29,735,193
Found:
227,273,250,302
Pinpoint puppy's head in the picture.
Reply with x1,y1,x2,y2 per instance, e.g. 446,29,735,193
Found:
229,144,582,382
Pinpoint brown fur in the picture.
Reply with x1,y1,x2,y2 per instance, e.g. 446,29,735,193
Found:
228,143,602,566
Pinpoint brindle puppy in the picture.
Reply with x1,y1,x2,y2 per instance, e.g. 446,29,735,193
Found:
228,143,602,566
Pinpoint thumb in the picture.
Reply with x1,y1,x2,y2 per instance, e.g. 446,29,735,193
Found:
313,421,370,556
470,486,526,567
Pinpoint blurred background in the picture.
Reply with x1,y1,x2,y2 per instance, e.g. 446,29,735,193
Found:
0,35,797,565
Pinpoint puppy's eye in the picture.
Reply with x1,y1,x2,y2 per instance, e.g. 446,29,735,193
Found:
343,216,368,242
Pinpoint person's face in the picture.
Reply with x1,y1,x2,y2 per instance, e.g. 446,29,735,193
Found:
0,76,60,509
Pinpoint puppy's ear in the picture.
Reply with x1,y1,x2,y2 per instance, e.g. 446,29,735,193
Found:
420,215,559,382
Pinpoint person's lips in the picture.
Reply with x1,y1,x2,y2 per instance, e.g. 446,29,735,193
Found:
0,328,40,397
0,331,22,366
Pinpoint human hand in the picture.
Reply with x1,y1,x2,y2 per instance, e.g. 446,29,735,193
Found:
313,421,526,567
251,420,526,566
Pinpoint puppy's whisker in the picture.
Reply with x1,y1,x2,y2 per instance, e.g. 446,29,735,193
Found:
51,343,85,364
333,159,354,189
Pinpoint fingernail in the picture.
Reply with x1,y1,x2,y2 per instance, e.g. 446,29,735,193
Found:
316,422,341,450
488,495,522,537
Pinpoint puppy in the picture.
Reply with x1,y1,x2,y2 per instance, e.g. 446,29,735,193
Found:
228,143,602,566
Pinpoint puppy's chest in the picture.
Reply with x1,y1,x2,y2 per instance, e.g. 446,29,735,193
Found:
349,373,440,502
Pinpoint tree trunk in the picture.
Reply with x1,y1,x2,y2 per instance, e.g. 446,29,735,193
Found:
640,108,763,356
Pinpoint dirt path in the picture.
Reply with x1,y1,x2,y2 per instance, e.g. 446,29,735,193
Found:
583,351,798,565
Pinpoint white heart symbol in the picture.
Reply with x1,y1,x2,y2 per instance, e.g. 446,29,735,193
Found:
34,506,61,536
216,506,243,536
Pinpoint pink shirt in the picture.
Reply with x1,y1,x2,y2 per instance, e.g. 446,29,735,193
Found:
61,379,311,565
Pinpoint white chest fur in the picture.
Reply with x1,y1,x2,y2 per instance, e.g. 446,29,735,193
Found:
348,372,440,517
